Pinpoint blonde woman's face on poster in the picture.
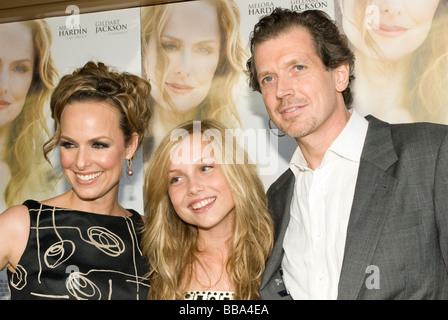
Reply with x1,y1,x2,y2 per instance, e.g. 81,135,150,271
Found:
146,1,221,114
341,0,440,61
0,23,34,127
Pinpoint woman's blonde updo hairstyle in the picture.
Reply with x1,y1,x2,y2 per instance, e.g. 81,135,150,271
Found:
43,61,151,163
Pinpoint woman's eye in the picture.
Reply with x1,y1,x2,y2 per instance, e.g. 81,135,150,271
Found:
197,45,216,56
60,141,75,149
162,43,178,51
14,65,30,73
92,142,109,149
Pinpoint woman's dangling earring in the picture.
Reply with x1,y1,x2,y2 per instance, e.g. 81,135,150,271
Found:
127,159,134,176
269,119,286,137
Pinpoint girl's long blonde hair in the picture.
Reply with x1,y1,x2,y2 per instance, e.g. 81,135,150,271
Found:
142,119,273,300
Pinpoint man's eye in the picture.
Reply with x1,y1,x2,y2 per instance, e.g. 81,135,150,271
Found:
262,76,274,84
295,65,304,71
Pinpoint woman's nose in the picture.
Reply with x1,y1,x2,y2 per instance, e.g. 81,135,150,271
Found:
75,148,92,171
174,49,193,76
0,69,9,95
376,0,404,16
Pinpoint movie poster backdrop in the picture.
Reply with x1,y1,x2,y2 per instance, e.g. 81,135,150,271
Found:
0,7,144,300
1,0,447,300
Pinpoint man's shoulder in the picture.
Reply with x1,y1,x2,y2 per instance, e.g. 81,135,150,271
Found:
390,122,448,154
366,115,448,151
390,121,448,134
266,169,294,198
367,115,448,137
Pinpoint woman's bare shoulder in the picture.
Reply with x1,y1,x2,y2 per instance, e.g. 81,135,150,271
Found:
0,205,30,270
0,204,30,223
0,205,30,243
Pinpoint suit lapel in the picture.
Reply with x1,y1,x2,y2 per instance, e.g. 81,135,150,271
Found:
338,116,398,300
260,170,295,291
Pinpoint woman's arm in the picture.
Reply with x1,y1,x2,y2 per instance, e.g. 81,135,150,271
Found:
0,205,30,273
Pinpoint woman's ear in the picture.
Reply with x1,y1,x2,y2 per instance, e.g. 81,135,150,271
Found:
126,132,139,160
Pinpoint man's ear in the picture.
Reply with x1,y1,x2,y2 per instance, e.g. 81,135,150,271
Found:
335,63,350,93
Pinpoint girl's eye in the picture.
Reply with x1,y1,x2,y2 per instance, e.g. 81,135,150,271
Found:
201,165,213,172
169,176,182,184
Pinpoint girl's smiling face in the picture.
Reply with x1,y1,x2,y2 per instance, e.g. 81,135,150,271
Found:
167,134,235,232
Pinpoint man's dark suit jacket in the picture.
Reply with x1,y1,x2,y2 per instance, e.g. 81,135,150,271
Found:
260,116,448,299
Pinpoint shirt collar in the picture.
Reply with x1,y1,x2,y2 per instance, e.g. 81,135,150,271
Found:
289,109,369,174
329,108,369,162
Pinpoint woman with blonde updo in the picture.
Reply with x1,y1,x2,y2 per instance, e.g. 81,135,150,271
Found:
0,61,151,300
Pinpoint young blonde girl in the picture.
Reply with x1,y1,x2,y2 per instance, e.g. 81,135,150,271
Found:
142,119,273,300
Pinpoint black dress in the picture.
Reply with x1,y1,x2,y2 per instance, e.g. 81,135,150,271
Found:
7,200,150,300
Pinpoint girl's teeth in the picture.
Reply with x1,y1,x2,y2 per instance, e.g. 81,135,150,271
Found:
192,197,216,210
77,172,101,181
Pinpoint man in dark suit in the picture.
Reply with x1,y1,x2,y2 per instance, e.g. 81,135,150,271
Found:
246,8,448,299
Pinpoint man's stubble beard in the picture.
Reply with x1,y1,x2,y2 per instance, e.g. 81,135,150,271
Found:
278,115,317,139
